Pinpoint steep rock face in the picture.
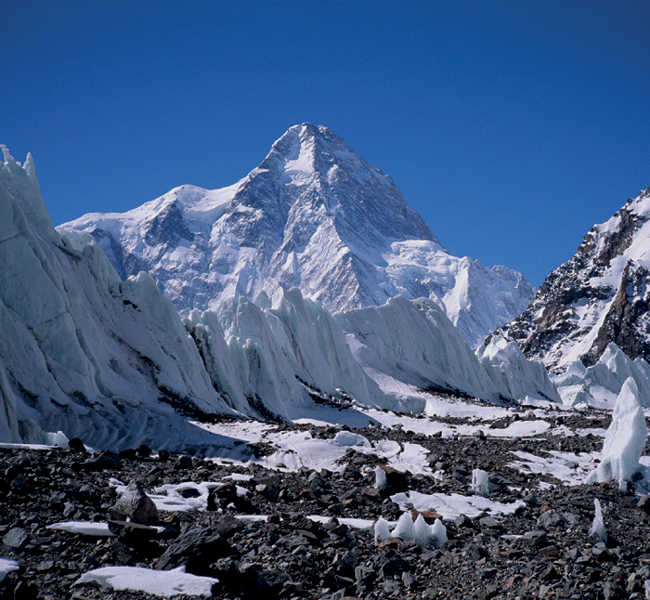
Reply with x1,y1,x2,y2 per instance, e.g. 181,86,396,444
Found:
60,123,534,347
502,187,650,373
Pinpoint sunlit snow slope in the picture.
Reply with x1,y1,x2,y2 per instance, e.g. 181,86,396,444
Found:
60,124,534,347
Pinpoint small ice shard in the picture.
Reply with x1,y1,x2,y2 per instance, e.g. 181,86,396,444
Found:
414,514,434,547
431,518,448,548
471,468,490,497
586,377,647,491
589,498,607,543
46,430,70,448
374,517,391,544
391,512,415,540
375,465,387,489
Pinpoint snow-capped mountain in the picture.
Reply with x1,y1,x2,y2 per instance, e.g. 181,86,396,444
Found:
502,186,650,374
60,123,534,347
1,144,556,447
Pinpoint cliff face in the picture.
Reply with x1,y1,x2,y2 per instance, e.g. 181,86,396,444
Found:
502,186,650,373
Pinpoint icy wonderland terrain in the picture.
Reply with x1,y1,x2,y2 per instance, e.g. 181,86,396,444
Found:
60,123,534,349
0,145,557,449
3,142,650,599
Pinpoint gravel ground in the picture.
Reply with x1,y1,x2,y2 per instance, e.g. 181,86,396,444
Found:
1,406,649,600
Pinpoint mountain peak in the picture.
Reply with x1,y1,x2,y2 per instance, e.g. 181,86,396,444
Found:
59,125,534,345
259,122,365,186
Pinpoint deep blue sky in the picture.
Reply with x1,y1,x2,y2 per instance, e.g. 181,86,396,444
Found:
3,0,649,287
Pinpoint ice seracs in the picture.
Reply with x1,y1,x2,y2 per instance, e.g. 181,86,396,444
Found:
0,146,262,448
554,342,650,407
335,295,560,410
60,123,534,348
586,377,647,491
477,333,561,404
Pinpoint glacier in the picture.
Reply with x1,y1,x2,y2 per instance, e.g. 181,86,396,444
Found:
0,146,244,449
60,123,534,348
0,144,558,449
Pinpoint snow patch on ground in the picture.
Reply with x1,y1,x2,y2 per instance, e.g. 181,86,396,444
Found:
75,566,218,597
509,450,598,486
390,491,525,520
46,522,116,537
0,559,19,583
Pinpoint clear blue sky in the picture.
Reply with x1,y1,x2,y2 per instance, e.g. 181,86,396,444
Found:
3,0,649,287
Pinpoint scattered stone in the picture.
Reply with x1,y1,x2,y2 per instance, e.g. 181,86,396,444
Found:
3,527,29,549
111,480,158,525
67,438,86,453
0,413,646,600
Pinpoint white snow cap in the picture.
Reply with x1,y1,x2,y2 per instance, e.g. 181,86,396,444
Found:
586,377,647,491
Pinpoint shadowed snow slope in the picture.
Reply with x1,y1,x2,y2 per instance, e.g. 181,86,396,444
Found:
59,123,534,348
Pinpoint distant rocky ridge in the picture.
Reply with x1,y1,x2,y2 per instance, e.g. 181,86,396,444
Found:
502,186,650,375
60,123,534,348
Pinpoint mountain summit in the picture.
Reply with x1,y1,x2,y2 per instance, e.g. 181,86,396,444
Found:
60,123,533,346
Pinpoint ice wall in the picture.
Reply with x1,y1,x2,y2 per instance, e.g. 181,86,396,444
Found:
263,287,372,404
334,296,508,408
477,334,561,403
0,147,243,449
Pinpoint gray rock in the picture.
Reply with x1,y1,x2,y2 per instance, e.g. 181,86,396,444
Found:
402,571,416,588
156,525,232,575
521,530,548,546
112,480,158,525
3,527,29,549
537,509,565,529
379,554,407,578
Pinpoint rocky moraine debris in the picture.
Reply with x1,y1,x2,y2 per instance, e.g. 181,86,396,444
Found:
1,413,650,600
